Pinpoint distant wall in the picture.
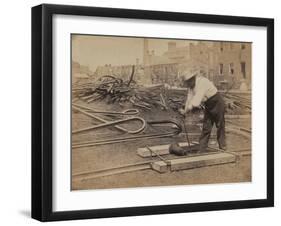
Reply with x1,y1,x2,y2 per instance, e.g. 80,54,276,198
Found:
92,42,251,90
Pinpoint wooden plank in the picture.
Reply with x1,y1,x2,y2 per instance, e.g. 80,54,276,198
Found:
137,142,193,157
170,153,236,171
151,161,168,173
151,152,236,173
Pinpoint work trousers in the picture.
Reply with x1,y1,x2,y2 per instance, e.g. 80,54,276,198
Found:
199,93,226,152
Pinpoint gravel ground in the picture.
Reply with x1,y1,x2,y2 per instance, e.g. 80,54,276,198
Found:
71,100,251,190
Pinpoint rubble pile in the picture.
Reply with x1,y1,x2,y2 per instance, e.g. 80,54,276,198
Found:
222,93,251,115
73,75,135,103
73,74,251,115
73,73,187,111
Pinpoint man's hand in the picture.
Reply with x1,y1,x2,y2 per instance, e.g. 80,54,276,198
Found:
186,104,193,112
179,108,186,116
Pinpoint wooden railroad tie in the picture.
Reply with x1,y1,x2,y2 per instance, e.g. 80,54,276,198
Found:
151,152,237,173
138,143,249,173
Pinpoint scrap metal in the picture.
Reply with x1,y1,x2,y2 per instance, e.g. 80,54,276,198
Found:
72,120,182,148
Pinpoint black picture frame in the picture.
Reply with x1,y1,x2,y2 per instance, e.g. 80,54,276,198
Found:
32,3,274,222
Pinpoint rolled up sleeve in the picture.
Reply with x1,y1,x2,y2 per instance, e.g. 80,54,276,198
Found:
189,88,205,108
185,77,208,110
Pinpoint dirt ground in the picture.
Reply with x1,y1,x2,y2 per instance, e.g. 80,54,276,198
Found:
71,100,251,190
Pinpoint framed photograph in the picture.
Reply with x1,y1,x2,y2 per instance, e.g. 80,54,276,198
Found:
32,4,274,221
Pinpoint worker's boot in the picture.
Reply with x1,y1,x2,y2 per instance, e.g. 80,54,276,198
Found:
185,143,200,152
219,145,226,151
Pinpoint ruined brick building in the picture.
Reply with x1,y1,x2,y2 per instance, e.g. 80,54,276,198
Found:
92,39,251,90
146,40,251,89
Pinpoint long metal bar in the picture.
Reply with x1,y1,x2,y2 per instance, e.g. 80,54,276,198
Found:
72,161,152,181
72,105,145,134
181,117,191,148
72,132,178,148
73,105,126,133
72,120,182,148
226,127,251,139
72,146,247,181
72,115,146,134
146,146,170,166
73,103,139,116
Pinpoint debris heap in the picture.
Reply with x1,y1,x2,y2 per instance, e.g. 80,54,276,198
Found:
222,93,251,115
73,72,186,111
73,71,251,115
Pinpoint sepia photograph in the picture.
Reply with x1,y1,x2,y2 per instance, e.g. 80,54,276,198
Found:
31,4,274,221
71,34,252,191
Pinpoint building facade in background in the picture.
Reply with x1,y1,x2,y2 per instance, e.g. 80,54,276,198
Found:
146,41,251,89
82,40,251,90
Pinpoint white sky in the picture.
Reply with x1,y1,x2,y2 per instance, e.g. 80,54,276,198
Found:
72,35,196,72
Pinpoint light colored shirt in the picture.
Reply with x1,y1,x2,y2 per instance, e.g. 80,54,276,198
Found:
184,75,217,112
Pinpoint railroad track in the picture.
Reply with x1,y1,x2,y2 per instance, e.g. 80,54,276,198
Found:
72,147,251,182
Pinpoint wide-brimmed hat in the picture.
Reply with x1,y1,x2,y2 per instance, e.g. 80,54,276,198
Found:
181,70,198,81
